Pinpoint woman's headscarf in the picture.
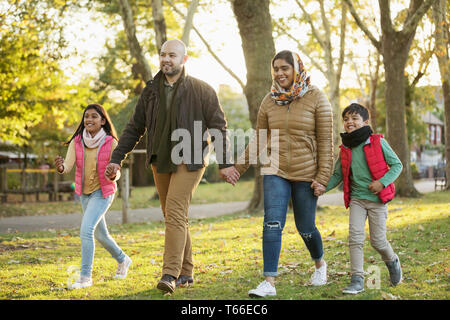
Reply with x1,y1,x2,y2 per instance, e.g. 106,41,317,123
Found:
270,51,311,106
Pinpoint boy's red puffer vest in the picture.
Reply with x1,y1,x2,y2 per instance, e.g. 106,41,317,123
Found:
74,135,117,198
340,134,395,208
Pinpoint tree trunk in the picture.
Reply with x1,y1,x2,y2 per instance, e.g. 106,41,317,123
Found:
383,38,420,197
344,0,435,197
118,0,152,82
293,0,347,156
231,0,276,212
181,0,199,47
432,0,450,189
367,53,381,132
328,78,342,156
151,0,167,53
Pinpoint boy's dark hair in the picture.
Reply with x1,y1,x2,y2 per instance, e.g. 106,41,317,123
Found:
65,104,118,145
342,103,370,121
272,50,294,68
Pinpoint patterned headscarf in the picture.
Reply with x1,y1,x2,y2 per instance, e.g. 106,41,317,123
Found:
270,52,310,106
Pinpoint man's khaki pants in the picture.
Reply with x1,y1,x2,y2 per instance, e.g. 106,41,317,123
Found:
151,164,205,278
348,198,396,277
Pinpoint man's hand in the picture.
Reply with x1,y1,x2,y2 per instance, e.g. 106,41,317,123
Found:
219,166,240,186
105,163,121,181
311,180,326,197
368,180,384,194
54,156,64,173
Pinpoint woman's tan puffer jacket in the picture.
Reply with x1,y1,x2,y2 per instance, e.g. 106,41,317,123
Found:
235,85,334,187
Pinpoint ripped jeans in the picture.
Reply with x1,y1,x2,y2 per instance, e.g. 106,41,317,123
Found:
262,175,323,277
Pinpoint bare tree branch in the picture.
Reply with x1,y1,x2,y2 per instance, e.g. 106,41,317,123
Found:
401,0,436,37
294,0,326,49
151,0,167,53
343,0,381,50
319,0,331,51
181,0,200,47
378,0,394,34
274,20,326,74
164,0,245,89
118,0,152,81
336,0,347,84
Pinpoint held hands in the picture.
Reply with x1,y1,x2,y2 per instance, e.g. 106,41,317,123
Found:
368,180,384,194
219,166,240,186
105,163,121,181
54,156,64,173
311,180,326,197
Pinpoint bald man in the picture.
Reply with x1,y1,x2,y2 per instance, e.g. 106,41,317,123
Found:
106,39,239,293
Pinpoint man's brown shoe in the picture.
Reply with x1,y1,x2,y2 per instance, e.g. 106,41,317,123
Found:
157,274,176,293
176,275,194,287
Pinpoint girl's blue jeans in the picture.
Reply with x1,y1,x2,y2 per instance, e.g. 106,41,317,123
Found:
262,175,324,277
79,189,125,278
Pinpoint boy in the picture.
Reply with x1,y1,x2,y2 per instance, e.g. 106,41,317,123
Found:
313,103,403,294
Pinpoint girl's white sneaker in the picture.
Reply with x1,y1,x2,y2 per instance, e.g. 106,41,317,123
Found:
69,277,92,290
311,260,327,286
114,255,132,279
248,280,277,298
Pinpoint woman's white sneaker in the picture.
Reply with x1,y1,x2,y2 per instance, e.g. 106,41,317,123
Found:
69,276,92,289
114,255,132,279
311,260,327,286
248,280,276,297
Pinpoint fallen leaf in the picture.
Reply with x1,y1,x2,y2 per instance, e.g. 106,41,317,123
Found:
381,292,400,300
8,260,20,264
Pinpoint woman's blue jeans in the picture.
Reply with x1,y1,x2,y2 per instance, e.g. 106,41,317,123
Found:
79,189,125,278
262,175,324,277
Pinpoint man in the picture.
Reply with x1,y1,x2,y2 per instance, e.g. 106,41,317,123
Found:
105,39,240,293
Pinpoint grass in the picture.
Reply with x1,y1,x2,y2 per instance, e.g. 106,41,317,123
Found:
0,189,448,300
0,180,254,217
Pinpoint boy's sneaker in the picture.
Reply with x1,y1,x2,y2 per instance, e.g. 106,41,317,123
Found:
342,275,364,294
248,280,276,298
385,254,402,286
114,255,132,279
68,276,92,290
310,260,327,286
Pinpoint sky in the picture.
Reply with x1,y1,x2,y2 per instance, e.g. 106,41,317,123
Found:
60,1,442,97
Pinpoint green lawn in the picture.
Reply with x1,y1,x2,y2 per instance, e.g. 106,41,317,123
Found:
0,180,254,217
0,190,448,300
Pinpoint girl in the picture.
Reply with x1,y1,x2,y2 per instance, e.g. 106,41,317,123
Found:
54,104,131,289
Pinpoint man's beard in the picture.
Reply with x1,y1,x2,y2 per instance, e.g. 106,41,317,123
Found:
162,64,182,76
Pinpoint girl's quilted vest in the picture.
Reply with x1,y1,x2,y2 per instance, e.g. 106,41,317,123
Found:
74,135,117,198
340,134,395,208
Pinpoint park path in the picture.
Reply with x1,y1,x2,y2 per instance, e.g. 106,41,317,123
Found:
0,179,437,234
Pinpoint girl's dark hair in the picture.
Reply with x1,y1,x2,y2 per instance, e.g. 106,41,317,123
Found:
342,103,370,121
65,104,118,145
272,50,295,68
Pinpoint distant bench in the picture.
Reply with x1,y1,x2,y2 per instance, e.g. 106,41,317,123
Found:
434,168,447,191
0,167,74,203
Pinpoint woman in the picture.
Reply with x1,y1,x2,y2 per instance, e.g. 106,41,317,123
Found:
233,50,334,297
54,104,131,289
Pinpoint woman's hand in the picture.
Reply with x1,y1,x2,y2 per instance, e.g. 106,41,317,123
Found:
219,166,241,186
54,156,64,173
311,180,325,196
